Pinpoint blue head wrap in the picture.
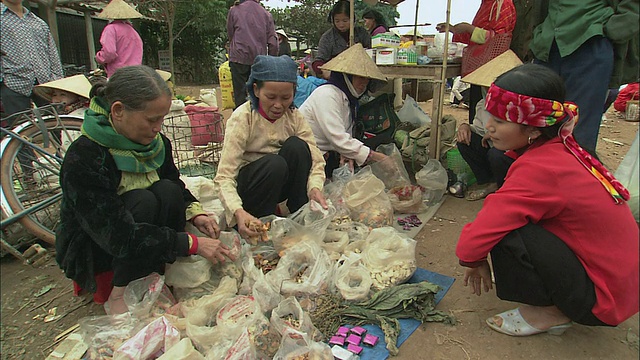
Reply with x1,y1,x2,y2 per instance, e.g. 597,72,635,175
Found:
246,55,298,109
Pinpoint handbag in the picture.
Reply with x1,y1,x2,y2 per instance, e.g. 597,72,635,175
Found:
461,32,513,76
354,93,399,149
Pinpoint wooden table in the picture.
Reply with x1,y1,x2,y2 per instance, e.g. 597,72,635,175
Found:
378,63,462,159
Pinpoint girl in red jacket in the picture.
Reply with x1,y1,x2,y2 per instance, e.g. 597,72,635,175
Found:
457,64,638,336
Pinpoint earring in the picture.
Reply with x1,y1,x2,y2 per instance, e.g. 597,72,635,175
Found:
528,136,534,145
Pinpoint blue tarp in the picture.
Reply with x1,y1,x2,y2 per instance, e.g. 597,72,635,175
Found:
294,76,327,108
339,268,456,360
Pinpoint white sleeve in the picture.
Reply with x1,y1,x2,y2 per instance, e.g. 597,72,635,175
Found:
302,87,370,165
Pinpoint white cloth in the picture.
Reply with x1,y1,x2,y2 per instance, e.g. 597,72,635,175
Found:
299,85,371,166
450,76,470,103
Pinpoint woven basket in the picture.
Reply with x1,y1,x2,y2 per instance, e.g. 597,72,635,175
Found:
445,148,477,185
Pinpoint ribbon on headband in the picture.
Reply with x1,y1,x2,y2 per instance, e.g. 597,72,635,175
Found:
485,83,630,204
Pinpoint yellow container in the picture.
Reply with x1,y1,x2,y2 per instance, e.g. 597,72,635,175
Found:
218,60,235,110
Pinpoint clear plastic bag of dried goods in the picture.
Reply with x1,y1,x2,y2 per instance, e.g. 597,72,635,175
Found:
333,253,373,301
362,227,417,290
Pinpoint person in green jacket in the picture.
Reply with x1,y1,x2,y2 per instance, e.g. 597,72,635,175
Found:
530,0,639,152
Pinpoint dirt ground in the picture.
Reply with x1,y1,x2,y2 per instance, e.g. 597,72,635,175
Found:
1,88,638,359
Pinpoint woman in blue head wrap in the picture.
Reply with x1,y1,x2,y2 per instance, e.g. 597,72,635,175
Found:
214,55,328,240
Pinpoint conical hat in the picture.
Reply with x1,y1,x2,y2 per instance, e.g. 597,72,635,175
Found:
33,75,92,101
155,69,172,82
461,50,523,87
402,28,423,37
321,43,387,82
98,0,142,20
276,29,289,39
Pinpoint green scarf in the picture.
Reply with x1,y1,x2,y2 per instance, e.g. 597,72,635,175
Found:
81,97,165,173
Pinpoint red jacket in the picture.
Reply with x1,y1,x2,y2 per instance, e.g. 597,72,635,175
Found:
457,138,639,325
614,83,639,113
453,0,516,45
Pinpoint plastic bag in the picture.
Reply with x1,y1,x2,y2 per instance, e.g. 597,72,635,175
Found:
267,240,333,297
362,227,417,290
183,276,238,352
121,273,177,320
165,256,213,289
415,159,448,206
199,88,218,108
343,166,394,228
157,338,205,360
333,254,372,301
388,185,427,214
397,95,431,127
370,143,411,189
270,297,322,340
273,329,333,360
79,313,139,360
113,316,180,360
615,132,639,221
321,230,349,260
288,200,337,243
268,216,321,256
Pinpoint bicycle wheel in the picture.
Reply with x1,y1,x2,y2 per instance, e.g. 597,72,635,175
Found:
1,116,83,245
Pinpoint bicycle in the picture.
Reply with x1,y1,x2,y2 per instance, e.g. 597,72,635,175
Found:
1,105,83,257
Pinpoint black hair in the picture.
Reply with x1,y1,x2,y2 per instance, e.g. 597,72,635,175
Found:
362,9,387,28
89,65,171,111
327,0,350,23
493,63,566,139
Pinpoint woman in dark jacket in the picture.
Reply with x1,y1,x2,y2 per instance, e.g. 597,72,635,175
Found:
312,0,371,79
56,65,232,314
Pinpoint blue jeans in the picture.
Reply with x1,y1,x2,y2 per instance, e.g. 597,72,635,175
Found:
535,36,613,152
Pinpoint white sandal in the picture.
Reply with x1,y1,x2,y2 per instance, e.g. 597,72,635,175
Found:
486,308,572,336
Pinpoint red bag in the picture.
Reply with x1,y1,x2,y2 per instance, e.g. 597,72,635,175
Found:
461,32,513,76
184,105,224,146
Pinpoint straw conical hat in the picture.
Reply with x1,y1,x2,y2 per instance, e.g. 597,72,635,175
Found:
33,75,92,101
461,50,523,87
276,29,289,39
98,0,142,20
402,28,423,37
155,69,172,82
321,43,386,81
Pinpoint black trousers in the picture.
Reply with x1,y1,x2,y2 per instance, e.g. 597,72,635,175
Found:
490,223,608,326
237,136,312,217
113,179,187,286
457,132,514,186
229,62,252,109
1,82,47,126
468,84,483,122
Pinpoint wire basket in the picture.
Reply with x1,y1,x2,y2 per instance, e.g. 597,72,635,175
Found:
162,109,225,179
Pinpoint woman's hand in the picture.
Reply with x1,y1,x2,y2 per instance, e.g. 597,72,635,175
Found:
481,133,491,148
457,123,472,145
308,188,328,209
463,261,493,296
192,214,220,238
235,209,261,241
197,236,234,264
368,151,388,164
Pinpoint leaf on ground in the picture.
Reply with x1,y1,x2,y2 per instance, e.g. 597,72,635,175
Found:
33,284,55,298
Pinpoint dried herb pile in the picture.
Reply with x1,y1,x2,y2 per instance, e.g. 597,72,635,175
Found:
308,281,455,356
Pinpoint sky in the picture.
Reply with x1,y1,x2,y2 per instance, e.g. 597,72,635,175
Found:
262,0,481,35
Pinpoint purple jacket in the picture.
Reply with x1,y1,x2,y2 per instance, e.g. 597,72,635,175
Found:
227,0,278,65
96,21,143,77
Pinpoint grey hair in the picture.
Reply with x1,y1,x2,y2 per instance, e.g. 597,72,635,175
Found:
89,65,171,111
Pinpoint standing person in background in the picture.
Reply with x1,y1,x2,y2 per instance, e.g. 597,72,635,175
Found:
276,29,292,57
227,0,278,109
0,0,63,124
313,0,371,80
437,0,516,123
362,9,388,37
530,0,639,152
95,0,144,78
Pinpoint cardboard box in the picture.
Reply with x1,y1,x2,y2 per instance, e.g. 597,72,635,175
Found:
397,49,417,65
372,33,401,48
375,48,396,65
365,48,376,62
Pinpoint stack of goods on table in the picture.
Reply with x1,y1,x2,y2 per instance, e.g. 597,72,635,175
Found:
74,161,454,360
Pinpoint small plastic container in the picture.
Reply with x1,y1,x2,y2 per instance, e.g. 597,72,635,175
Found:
350,326,367,336
346,334,362,346
329,336,346,346
347,343,363,355
363,334,379,347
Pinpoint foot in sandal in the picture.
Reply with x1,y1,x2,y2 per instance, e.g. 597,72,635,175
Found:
486,305,572,336
465,182,498,201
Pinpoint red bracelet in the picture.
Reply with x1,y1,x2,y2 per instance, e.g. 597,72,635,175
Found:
188,233,199,255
